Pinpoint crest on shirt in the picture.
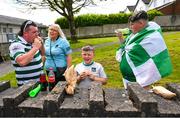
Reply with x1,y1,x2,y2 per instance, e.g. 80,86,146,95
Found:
12,45,21,51
91,67,96,72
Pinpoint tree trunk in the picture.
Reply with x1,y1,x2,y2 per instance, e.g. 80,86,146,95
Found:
66,0,77,43
68,15,77,43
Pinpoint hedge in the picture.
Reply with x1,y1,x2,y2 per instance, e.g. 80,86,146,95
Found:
55,9,163,29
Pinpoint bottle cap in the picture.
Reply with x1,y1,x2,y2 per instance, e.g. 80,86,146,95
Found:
49,67,53,70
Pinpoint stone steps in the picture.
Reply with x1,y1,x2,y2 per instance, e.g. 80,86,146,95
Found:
0,81,180,117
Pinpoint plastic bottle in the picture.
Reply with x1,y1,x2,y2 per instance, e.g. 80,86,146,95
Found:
114,28,130,36
40,69,48,91
48,67,56,91
29,84,41,97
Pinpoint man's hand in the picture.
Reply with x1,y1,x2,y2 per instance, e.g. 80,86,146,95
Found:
32,37,42,50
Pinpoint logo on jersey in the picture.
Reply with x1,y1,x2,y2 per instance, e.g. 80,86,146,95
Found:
91,67,96,72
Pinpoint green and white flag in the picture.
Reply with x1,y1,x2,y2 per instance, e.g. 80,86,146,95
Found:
116,22,172,87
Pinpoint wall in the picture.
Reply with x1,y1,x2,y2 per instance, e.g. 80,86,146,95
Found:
63,23,129,38
0,81,180,117
63,15,180,38
154,15,180,30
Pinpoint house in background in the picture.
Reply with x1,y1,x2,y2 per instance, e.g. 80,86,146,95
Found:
124,6,136,13
0,15,47,43
129,0,179,15
148,0,174,11
149,0,180,15
0,15,47,62
133,0,151,12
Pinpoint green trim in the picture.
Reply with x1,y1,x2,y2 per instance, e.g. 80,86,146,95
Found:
83,61,94,66
128,29,155,45
14,52,24,59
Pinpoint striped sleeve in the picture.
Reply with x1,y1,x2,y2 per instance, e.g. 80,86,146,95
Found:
9,42,25,60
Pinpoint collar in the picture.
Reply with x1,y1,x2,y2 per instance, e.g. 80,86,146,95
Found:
83,61,94,66
18,36,30,45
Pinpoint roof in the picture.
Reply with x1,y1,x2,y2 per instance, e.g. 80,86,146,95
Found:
127,6,136,12
142,0,151,4
0,15,47,28
156,0,176,10
133,0,151,12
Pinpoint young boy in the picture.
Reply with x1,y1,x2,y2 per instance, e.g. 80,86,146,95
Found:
75,45,107,88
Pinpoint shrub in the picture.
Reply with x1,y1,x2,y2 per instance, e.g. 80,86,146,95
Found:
147,9,163,21
55,10,163,28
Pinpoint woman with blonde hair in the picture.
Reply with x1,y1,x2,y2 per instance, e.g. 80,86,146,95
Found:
44,24,72,89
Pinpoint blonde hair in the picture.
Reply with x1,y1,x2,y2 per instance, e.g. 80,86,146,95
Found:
48,24,66,39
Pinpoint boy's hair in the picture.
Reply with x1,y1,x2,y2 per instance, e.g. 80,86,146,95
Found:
129,10,148,23
81,45,94,52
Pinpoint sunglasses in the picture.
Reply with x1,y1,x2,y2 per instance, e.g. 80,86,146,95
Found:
23,20,33,32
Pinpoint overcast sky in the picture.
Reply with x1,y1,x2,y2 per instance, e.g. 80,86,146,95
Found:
0,0,137,25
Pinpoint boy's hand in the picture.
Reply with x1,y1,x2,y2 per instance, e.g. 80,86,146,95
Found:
89,73,95,81
79,72,87,80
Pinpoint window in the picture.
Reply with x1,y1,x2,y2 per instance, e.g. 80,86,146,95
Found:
3,28,6,33
9,28,13,33
6,33,16,42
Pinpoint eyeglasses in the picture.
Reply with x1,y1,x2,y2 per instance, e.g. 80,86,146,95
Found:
49,28,58,32
81,46,94,51
23,20,33,32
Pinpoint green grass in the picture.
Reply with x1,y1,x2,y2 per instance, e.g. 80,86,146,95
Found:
0,71,17,87
1,31,180,88
70,37,117,49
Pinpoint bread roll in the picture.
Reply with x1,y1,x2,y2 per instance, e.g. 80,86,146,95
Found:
152,86,176,99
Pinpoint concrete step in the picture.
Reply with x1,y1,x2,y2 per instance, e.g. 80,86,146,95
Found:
0,81,180,117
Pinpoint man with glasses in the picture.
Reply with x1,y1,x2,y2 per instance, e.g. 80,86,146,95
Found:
74,45,107,88
9,20,45,86
115,10,172,89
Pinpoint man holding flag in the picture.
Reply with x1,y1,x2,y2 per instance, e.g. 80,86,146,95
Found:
115,10,172,89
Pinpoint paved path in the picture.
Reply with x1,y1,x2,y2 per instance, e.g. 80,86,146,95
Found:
0,41,119,77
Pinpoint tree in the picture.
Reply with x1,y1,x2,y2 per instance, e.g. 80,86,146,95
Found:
15,0,95,43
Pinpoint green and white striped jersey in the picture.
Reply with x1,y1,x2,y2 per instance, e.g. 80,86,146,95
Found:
9,36,43,84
